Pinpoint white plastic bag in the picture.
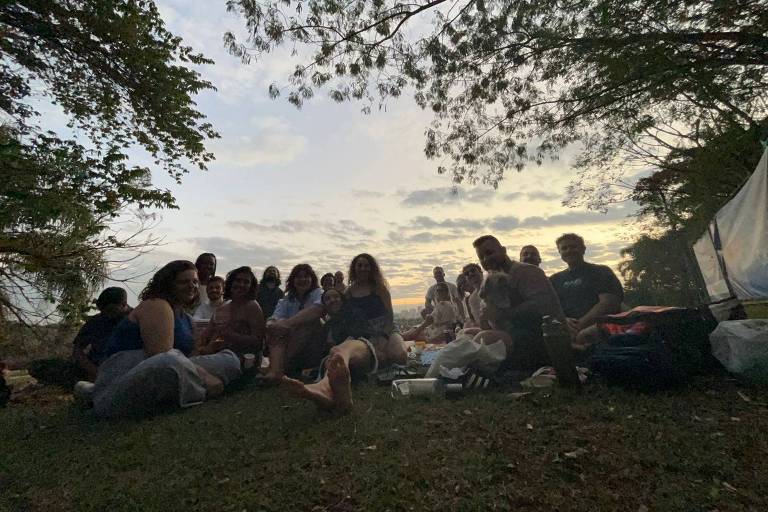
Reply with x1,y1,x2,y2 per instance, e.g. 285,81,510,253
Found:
710,320,768,380
424,335,507,378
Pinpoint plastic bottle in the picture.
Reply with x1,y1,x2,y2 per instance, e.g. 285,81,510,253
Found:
541,316,582,388
391,378,463,399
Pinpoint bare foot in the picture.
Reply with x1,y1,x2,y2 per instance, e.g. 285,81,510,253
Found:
261,369,284,385
326,353,353,414
282,376,335,411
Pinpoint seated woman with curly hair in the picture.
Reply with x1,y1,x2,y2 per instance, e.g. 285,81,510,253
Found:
87,261,242,419
283,254,406,414
262,264,326,382
198,266,265,358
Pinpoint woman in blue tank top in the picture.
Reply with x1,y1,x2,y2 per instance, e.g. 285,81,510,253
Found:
282,254,406,415
88,261,242,418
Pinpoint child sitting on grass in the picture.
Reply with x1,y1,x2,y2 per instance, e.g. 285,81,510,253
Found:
403,283,459,343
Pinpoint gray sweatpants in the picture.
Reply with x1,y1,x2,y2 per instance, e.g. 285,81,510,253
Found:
93,349,241,419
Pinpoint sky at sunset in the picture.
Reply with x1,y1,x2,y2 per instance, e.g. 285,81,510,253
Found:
105,1,641,311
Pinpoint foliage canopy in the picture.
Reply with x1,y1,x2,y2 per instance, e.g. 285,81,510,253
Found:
0,1,217,326
226,0,768,186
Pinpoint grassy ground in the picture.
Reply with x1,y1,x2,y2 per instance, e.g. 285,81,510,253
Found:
1,373,767,512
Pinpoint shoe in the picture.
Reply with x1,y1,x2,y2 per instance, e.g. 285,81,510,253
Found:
73,381,95,407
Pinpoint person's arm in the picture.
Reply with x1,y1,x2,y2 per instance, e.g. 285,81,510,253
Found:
200,311,218,346
424,285,433,310
576,267,623,328
266,296,290,335
282,304,324,329
71,320,100,380
376,284,396,332
135,299,175,356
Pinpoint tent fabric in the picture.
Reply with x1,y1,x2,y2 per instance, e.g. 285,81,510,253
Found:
693,148,768,301
692,228,731,301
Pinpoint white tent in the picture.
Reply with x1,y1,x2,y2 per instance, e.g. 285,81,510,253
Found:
693,147,768,301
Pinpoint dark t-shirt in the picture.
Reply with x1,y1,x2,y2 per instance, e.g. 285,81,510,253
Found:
324,305,373,346
256,286,284,319
72,313,125,365
549,262,623,319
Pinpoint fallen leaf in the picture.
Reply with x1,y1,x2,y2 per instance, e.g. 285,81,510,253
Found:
638,505,649,512
463,409,473,415
737,391,752,403
217,478,230,484
526,423,534,430
722,482,738,493
508,392,532,400
564,447,588,459
364,445,377,451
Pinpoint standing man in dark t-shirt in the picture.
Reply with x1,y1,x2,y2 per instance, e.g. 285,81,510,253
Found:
549,233,623,336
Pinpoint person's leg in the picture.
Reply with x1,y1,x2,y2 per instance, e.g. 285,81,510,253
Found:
282,339,370,414
402,318,432,341
93,350,208,419
458,327,481,337
190,349,242,383
262,332,290,382
264,324,323,382
381,332,407,366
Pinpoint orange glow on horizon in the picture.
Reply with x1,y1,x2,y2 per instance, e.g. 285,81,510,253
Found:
392,296,424,307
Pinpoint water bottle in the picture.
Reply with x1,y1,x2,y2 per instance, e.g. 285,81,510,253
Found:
391,378,463,399
541,316,581,388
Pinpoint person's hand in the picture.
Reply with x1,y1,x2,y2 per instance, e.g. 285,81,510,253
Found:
267,321,289,336
195,365,224,398
566,318,581,335
480,302,497,322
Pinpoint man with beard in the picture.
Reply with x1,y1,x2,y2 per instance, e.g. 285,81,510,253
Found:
473,235,565,370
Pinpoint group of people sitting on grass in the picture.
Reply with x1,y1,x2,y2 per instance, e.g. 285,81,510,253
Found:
72,232,623,418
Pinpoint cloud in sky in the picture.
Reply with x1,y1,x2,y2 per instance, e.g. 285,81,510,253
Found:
400,187,567,207
186,236,298,272
231,219,376,240
211,127,307,167
391,203,633,238
400,186,496,207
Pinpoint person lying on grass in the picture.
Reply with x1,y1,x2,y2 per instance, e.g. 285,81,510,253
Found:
283,255,406,414
262,264,326,383
198,267,265,359
89,260,242,419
